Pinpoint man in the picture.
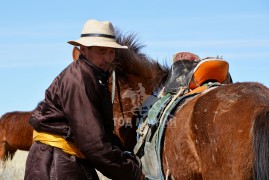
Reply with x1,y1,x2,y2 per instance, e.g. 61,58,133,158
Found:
24,19,144,180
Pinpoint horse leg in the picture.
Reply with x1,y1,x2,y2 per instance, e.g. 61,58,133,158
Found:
0,127,7,161
0,141,6,161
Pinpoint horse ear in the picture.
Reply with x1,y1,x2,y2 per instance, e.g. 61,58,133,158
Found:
72,47,80,61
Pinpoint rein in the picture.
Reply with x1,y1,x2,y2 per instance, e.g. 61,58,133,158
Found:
111,71,116,103
115,75,125,120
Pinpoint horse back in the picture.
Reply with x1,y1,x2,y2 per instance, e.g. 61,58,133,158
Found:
0,111,33,151
163,82,269,179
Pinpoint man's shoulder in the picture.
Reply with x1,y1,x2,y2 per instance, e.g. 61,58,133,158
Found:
63,59,94,77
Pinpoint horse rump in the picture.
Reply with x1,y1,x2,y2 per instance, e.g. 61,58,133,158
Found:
0,111,33,161
253,106,269,180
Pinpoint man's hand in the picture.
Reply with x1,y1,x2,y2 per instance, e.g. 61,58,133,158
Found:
122,151,142,168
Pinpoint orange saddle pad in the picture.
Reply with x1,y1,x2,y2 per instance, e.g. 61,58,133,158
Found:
189,59,229,89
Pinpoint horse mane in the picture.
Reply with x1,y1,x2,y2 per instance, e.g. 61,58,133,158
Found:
114,30,169,91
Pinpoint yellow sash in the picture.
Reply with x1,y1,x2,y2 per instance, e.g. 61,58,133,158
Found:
33,130,85,159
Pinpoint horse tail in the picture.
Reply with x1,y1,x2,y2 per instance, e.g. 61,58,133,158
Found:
0,115,7,160
253,107,269,180
0,113,18,161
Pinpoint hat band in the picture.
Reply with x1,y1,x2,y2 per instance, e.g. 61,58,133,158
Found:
81,33,115,39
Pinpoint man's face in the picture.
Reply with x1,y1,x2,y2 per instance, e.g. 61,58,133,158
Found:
80,46,115,71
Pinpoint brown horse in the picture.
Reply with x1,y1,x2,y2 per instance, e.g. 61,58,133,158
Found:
0,111,33,160
108,34,269,179
94,35,269,179
159,82,269,179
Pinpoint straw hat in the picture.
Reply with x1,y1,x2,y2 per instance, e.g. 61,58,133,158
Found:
68,19,127,49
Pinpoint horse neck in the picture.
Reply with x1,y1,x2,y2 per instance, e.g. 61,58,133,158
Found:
117,58,164,93
112,64,164,150
113,72,155,121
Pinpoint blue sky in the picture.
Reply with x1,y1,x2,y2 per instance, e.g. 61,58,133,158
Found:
0,0,268,116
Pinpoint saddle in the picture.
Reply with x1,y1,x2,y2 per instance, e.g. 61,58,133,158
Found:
134,52,232,180
164,56,231,94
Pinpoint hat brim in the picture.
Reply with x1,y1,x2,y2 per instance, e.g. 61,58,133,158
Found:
68,37,128,49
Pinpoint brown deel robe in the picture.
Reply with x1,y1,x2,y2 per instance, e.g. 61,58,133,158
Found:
24,57,142,180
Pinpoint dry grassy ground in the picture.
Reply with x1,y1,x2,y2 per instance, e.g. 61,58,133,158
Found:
0,150,109,180
0,150,28,180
